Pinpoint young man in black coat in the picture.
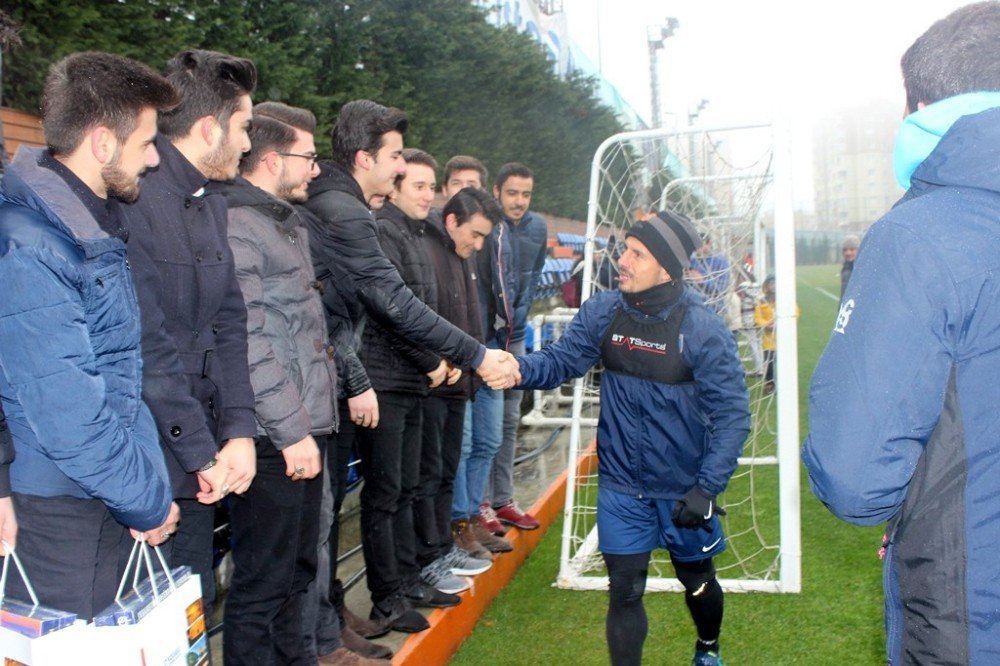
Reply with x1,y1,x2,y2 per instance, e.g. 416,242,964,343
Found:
120,49,259,617
303,100,518,633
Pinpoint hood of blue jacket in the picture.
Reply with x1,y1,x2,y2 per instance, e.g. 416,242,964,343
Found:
908,106,1000,197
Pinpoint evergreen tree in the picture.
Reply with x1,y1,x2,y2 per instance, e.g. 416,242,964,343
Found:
2,0,622,219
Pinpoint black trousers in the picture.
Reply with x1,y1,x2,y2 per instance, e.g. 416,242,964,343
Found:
357,391,424,603
223,436,326,666
417,396,467,566
7,493,128,620
159,497,216,618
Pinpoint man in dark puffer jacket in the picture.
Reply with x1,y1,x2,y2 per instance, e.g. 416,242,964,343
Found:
304,100,518,633
362,148,464,619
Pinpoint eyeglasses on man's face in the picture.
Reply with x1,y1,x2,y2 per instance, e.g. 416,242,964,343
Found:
277,152,319,167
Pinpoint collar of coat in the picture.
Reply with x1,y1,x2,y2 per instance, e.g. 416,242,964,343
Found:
307,160,367,206
377,201,427,237
152,136,211,199
210,176,298,233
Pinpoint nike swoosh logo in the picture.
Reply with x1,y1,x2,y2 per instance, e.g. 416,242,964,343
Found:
703,505,713,520
702,537,722,553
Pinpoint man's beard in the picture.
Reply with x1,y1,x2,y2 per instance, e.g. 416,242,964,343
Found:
276,173,308,203
200,137,240,182
102,150,140,203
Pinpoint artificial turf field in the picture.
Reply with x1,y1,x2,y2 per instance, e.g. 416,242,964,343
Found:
451,264,887,665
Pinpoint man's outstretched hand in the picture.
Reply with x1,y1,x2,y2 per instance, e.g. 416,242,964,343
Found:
476,349,521,390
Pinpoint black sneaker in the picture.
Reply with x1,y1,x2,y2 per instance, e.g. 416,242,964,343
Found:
369,594,429,633
404,581,462,609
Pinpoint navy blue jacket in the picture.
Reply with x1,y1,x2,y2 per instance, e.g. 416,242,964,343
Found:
475,218,520,350
121,138,256,497
803,106,1000,664
0,148,170,530
508,210,548,343
517,287,749,498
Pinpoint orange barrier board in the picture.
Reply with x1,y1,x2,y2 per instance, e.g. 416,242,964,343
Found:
394,442,598,665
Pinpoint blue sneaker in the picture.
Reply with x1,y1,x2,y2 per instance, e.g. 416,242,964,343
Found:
692,648,723,666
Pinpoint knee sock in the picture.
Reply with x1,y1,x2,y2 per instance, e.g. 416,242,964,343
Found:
604,552,651,666
675,557,724,646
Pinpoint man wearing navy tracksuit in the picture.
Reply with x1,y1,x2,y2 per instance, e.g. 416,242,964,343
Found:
514,212,749,666
803,3,1000,663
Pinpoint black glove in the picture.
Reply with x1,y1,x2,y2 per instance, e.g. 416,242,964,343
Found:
671,486,726,532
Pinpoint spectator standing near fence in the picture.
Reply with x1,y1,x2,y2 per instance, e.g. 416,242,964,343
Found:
480,162,546,536
0,52,177,619
120,50,259,617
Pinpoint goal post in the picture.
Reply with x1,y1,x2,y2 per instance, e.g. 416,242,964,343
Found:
556,122,801,594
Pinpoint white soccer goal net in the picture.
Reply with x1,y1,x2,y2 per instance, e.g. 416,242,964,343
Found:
554,123,801,594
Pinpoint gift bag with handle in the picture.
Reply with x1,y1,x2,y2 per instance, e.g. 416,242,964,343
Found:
0,543,99,665
93,539,210,666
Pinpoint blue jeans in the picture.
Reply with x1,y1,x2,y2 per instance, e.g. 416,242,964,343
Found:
488,338,527,507
451,384,504,521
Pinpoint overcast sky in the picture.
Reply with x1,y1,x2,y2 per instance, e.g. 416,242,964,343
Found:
565,0,975,208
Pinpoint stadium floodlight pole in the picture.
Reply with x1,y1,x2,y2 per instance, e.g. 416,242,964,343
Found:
646,17,678,128
687,98,710,178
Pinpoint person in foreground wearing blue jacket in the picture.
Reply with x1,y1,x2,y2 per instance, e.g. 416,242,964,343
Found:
802,3,1000,664
0,52,178,619
513,213,750,666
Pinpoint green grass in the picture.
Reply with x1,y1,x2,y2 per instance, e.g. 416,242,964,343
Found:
452,265,886,665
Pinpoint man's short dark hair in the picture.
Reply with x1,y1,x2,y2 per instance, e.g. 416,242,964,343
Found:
444,155,488,187
158,49,257,139
495,162,533,190
443,186,502,228
42,52,178,156
401,148,438,172
254,101,316,133
901,1,1000,111
240,102,317,173
239,115,296,175
329,100,408,171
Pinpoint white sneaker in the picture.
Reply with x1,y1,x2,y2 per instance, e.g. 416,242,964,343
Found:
444,545,492,576
421,557,471,594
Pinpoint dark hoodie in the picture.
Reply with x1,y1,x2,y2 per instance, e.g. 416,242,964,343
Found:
302,161,486,401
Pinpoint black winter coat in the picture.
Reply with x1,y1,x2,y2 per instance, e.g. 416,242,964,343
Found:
303,162,485,399
362,202,441,395
121,138,256,497
421,211,484,400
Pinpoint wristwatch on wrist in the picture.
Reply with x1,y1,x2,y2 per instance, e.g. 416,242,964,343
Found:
198,457,218,473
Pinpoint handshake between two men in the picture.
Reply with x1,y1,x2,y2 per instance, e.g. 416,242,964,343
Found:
477,348,521,390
